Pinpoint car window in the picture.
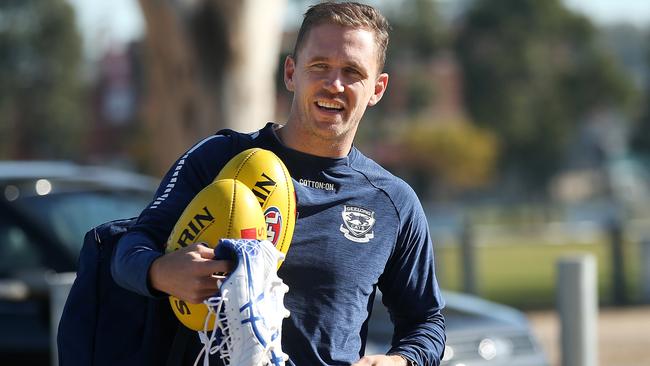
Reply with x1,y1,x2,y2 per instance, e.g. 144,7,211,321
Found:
0,219,44,276
12,191,151,257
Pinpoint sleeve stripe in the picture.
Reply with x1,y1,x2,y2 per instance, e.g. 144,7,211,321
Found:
149,135,220,209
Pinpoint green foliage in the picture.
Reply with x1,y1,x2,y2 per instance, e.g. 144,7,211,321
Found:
377,0,445,115
368,1,503,197
399,120,499,193
631,45,650,157
455,0,637,191
387,0,445,61
0,0,85,159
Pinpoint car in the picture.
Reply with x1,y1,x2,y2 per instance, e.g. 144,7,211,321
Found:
0,161,157,364
365,290,549,365
0,161,548,366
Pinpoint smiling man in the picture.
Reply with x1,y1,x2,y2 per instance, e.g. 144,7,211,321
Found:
112,2,446,365
280,16,389,158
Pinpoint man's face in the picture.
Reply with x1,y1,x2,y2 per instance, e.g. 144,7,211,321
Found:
284,23,388,150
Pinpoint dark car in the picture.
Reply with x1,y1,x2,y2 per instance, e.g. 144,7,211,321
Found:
366,290,549,365
0,161,156,363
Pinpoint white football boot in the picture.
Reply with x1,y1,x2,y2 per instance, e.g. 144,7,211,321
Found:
197,239,290,366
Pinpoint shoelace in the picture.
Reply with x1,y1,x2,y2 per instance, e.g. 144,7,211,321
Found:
194,288,231,366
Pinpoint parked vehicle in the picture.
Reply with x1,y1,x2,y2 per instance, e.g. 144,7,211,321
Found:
366,290,548,365
0,161,156,363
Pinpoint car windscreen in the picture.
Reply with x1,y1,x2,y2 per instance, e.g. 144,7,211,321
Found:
10,190,152,257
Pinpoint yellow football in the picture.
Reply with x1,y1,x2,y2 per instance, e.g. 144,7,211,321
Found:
216,148,296,263
165,179,266,331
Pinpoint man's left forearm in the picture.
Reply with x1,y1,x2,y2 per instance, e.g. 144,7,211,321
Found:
389,312,446,366
352,354,409,365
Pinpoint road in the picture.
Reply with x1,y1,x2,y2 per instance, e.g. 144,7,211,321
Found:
526,305,650,366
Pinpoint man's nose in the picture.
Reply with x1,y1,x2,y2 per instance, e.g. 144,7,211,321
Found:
323,71,345,94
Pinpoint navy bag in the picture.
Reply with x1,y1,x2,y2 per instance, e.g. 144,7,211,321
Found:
57,218,178,366
57,129,258,365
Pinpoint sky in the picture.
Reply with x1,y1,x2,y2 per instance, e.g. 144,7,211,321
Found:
67,0,649,59
564,0,650,27
66,0,145,60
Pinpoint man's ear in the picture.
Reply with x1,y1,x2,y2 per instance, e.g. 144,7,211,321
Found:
368,72,389,106
284,55,296,92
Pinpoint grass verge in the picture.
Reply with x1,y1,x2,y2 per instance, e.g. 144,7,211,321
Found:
436,240,642,309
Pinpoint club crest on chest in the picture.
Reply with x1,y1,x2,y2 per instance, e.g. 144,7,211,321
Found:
339,205,375,243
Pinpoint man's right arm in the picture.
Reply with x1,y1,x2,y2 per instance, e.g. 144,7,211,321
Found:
112,230,165,297
111,134,236,299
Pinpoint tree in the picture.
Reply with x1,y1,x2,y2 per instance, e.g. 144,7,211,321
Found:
137,0,286,175
0,0,84,159
631,42,650,158
401,119,499,198
376,0,446,116
386,0,446,60
358,0,501,199
455,0,636,193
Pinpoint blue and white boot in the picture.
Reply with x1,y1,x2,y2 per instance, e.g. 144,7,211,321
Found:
200,239,290,366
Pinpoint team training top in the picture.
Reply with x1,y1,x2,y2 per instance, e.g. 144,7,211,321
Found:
113,123,446,365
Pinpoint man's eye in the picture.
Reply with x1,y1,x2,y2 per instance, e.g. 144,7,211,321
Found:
312,63,328,70
346,69,366,80
345,68,361,76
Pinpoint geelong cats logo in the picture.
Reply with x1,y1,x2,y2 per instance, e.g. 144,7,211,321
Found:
340,205,375,243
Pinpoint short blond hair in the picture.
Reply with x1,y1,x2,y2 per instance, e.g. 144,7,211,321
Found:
293,2,391,71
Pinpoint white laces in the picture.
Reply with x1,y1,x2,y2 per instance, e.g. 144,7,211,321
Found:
194,288,231,366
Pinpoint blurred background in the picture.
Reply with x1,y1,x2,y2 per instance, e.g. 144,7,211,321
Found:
1,0,649,365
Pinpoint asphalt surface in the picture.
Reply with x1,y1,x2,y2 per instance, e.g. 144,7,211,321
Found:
526,305,650,366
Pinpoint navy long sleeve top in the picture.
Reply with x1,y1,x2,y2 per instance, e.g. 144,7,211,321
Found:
112,123,446,365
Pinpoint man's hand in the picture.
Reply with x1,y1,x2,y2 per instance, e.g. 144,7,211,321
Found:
352,354,408,366
149,242,233,303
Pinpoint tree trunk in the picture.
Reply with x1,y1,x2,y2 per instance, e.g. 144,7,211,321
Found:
138,0,285,176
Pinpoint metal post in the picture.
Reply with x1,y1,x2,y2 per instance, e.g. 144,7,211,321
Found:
641,237,650,303
557,255,598,366
460,218,477,295
47,272,76,366
607,218,626,305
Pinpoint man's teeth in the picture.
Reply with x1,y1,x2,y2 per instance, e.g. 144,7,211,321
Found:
317,101,343,110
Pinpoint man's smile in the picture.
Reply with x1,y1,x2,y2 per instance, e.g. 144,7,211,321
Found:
315,99,345,112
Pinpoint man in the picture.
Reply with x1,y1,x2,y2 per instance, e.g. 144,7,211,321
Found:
113,2,445,365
